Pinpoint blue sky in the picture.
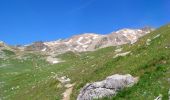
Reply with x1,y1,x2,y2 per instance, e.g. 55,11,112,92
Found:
0,0,170,45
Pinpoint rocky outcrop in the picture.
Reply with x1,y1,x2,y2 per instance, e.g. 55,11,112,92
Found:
77,74,138,100
113,51,131,58
24,41,50,51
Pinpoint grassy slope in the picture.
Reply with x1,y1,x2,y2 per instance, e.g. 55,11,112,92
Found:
0,24,170,100
69,24,170,100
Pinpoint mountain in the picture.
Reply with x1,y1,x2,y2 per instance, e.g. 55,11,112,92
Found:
23,27,153,54
1,24,170,100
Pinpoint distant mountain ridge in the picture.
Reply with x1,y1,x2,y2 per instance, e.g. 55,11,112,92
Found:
22,27,153,54
0,27,154,54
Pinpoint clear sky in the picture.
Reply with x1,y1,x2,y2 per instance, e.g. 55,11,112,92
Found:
0,0,170,45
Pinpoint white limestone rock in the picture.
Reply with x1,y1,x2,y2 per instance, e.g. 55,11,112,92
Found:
77,74,138,100
113,51,131,58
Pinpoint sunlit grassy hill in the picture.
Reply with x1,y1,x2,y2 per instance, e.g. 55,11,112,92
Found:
0,24,170,100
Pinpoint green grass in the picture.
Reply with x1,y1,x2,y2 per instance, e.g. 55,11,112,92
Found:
2,49,15,56
0,24,170,100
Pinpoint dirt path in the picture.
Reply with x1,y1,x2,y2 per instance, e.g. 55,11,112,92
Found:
62,83,75,100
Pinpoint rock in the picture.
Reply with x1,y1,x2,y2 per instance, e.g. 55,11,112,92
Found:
57,76,71,84
146,34,160,46
154,94,162,100
153,34,160,39
113,51,131,58
115,48,122,53
146,39,151,45
77,74,138,100
23,28,151,55
24,41,50,51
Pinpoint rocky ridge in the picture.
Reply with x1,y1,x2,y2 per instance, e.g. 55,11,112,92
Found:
23,27,153,55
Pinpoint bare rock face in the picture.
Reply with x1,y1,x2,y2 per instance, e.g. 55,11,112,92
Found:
24,41,50,51
77,74,138,100
43,28,151,54
44,33,101,53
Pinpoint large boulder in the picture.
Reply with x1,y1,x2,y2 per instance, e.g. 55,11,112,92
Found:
77,74,138,100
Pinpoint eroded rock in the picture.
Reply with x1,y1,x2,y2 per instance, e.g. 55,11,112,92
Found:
77,74,138,100
113,51,131,58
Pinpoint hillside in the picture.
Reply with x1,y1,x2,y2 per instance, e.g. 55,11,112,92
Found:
0,24,170,100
